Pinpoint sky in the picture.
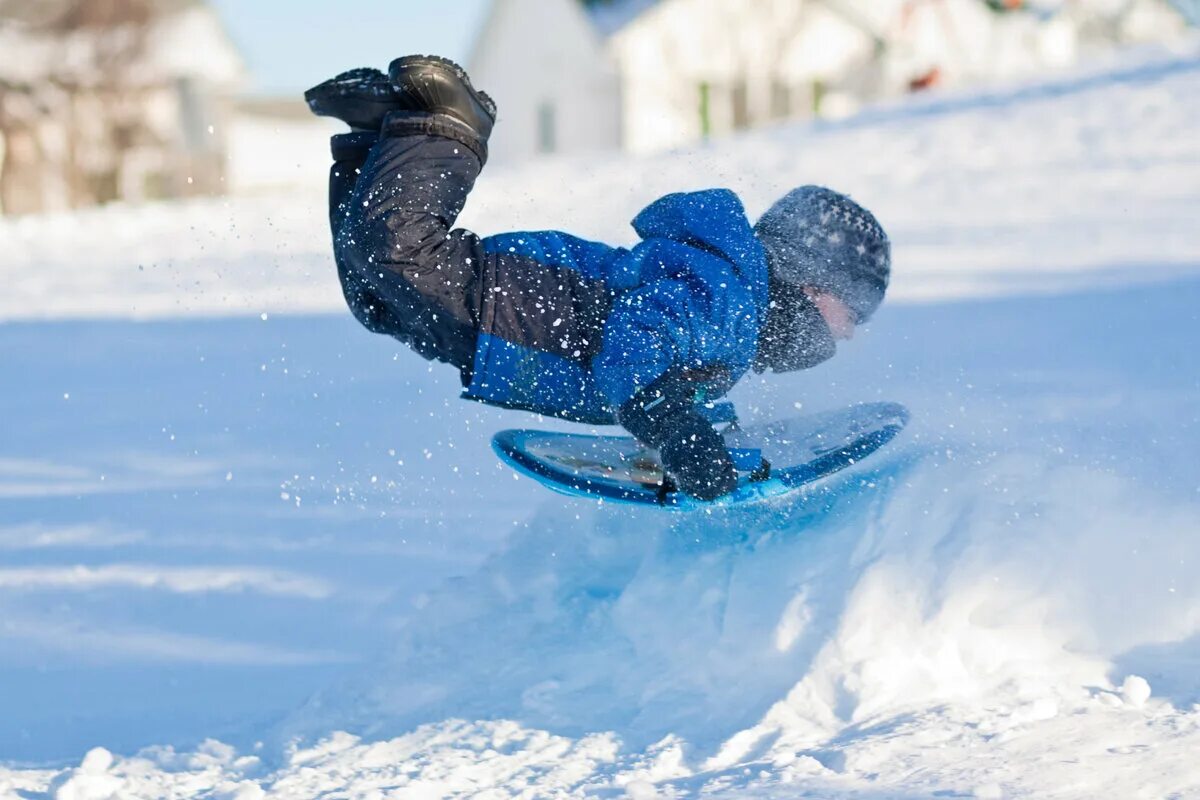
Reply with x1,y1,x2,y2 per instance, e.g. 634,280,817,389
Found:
209,0,492,96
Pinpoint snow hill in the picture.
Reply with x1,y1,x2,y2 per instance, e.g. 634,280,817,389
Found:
1,43,1199,799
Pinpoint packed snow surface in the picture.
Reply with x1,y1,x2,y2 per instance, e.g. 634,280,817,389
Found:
2,44,1199,798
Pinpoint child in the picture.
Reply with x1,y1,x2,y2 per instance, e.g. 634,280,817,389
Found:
307,56,890,501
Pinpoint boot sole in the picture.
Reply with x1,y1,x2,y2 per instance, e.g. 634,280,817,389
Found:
304,69,400,129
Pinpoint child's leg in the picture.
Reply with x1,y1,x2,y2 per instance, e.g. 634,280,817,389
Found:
328,131,375,237
335,112,487,374
328,133,394,337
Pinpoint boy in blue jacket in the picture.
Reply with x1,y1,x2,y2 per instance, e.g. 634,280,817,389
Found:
307,57,891,501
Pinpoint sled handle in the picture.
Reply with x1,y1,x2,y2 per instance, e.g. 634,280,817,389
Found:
655,448,770,503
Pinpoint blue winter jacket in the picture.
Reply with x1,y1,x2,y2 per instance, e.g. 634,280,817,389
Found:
329,129,770,426
463,189,771,423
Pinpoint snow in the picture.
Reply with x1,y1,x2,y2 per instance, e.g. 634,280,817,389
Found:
1,43,1199,798
225,114,340,195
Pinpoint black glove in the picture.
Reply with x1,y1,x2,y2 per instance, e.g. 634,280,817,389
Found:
618,372,738,501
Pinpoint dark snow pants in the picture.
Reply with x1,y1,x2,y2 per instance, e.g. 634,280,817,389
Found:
326,114,488,383
326,112,614,418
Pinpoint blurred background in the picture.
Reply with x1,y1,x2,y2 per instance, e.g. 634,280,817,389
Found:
1,0,1197,215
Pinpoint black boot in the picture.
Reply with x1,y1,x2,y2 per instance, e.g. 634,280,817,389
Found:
304,67,401,131
387,55,497,143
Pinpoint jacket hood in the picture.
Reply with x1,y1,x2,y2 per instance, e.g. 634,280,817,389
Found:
631,189,770,316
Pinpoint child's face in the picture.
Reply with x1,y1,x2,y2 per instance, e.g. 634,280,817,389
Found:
803,288,857,340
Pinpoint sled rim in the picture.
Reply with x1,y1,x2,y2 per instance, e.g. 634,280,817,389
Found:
492,402,909,509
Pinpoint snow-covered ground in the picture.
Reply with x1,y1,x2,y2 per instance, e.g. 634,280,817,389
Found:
1,43,1199,798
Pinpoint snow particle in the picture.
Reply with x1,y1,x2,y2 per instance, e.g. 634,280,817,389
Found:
1121,675,1152,708
80,747,114,774
624,780,658,799
216,782,265,800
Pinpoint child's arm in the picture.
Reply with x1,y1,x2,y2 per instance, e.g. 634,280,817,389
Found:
590,233,762,501
336,125,623,376
617,369,738,501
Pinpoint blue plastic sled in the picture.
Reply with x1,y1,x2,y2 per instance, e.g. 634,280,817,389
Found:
492,401,910,510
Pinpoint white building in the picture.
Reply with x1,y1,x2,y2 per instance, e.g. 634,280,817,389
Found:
468,0,622,163
217,0,623,195
303,0,622,168
594,0,1191,154
7,0,1187,208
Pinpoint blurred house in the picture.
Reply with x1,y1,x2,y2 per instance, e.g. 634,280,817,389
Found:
0,0,244,216
222,0,620,191
591,0,1190,154
4,0,1187,209
459,0,623,164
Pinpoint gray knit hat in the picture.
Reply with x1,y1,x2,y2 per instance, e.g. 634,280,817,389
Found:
754,186,890,322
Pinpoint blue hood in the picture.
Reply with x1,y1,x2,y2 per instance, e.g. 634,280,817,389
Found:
625,190,771,316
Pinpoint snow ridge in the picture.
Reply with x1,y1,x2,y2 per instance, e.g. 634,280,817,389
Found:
271,447,1200,786
11,445,1200,797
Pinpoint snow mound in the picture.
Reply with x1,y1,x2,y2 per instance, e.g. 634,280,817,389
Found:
17,442,1196,797
274,444,1200,793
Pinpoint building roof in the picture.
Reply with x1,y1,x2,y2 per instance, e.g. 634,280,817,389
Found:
586,0,663,36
